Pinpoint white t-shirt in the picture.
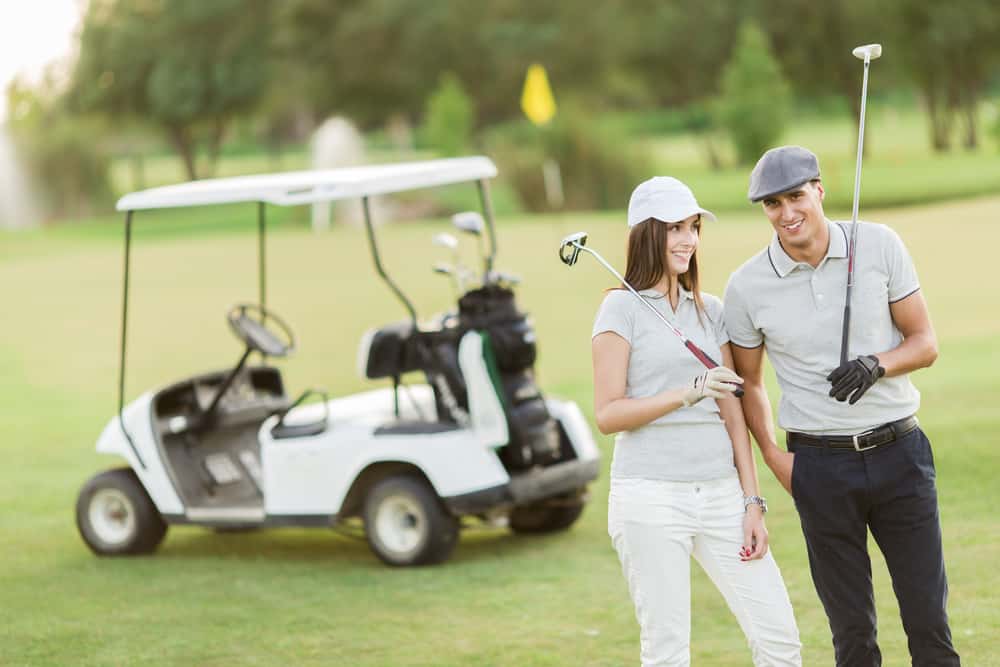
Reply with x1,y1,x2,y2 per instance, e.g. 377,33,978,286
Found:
592,287,736,481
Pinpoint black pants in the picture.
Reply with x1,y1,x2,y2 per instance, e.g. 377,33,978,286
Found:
789,426,960,666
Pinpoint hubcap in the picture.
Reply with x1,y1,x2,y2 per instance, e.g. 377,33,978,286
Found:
89,489,136,546
374,493,426,556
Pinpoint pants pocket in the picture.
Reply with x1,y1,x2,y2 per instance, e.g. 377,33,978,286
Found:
901,428,937,486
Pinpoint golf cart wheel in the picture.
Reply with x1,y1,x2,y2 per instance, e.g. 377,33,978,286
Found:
363,476,459,566
509,497,585,534
76,468,167,556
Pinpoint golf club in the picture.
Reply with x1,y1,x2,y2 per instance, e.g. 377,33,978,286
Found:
432,232,461,269
433,232,468,293
432,232,459,253
840,43,882,364
558,232,743,398
488,270,521,288
452,211,487,280
432,261,461,298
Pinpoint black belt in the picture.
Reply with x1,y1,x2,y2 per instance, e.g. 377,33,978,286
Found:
787,416,919,452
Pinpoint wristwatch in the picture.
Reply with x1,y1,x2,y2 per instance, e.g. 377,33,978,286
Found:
744,495,768,513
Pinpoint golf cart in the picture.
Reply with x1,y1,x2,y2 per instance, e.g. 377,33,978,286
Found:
76,157,600,566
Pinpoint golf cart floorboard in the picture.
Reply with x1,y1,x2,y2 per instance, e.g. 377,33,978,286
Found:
161,424,264,509
163,511,337,528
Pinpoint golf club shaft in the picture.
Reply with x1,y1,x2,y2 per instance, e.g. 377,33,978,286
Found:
841,51,873,364
574,243,743,397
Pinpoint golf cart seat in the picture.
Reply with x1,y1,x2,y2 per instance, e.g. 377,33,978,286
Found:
359,320,423,381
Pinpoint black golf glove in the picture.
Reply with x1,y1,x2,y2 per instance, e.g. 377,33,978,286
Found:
827,354,885,404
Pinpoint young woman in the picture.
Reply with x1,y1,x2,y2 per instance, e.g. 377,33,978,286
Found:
593,176,801,666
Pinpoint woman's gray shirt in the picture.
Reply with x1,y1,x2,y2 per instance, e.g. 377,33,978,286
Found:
593,288,736,482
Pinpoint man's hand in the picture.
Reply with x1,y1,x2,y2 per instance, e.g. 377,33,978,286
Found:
827,354,885,404
767,449,795,495
682,366,743,407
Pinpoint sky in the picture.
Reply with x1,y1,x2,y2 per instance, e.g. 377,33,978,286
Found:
0,0,84,121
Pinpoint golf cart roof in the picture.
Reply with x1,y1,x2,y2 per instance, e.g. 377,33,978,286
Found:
116,156,498,212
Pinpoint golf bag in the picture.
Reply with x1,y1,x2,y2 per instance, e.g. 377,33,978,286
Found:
361,285,562,470
452,285,561,470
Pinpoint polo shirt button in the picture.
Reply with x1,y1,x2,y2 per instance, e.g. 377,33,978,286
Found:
817,294,824,300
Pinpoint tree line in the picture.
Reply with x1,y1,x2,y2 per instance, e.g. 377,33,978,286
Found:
5,0,1000,210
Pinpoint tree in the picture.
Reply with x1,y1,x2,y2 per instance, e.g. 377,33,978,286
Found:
621,0,746,108
5,74,114,220
276,0,634,128
889,0,1000,151
718,21,791,164
71,0,272,179
756,0,889,155
421,74,474,157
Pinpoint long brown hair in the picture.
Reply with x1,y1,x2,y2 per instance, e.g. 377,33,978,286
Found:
621,216,706,320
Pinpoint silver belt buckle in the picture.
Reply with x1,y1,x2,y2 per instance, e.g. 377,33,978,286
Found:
852,428,878,452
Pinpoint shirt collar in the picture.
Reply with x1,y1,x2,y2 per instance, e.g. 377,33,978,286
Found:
638,285,694,302
767,219,847,278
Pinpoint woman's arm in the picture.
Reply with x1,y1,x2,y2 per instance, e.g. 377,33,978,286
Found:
592,331,688,435
719,342,768,561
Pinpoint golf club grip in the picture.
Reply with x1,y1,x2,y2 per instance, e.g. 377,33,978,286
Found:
684,341,745,398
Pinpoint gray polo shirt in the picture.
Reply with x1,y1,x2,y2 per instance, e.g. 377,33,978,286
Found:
723,220,921,435
593,288,736,481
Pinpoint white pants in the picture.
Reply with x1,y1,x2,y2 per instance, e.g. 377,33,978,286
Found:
608,475,801,667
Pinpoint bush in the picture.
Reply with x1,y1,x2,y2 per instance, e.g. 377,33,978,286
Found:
5,76,114,221
487,104,651,213
717,21,791,165
420,73,474,157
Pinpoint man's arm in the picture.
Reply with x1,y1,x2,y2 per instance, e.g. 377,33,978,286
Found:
877,290,938,376
828,289,939,403
731,343,794,494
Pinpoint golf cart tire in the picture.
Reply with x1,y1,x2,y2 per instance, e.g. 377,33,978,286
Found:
508,498,585,534
363,476,459,567
76,468,168,556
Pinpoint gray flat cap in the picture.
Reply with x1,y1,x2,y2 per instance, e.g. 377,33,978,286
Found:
748,145,821,202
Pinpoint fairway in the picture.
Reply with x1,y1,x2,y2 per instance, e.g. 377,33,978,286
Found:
2,196,998,665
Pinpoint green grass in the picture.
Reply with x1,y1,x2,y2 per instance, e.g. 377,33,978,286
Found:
1,196,998,665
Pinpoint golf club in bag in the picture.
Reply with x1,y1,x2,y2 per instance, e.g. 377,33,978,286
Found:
558,232,743,398
840,43,882,364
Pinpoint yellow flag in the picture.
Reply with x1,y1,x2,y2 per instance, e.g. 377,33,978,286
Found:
520,64,556,126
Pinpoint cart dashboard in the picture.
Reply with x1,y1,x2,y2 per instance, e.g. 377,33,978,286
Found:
153,366,289,435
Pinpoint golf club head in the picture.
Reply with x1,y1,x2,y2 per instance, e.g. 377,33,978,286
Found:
488,270,521,286
451,211,485,236
558,232,588,266
432,232,459,250
432,262,454,276
852,44,882,61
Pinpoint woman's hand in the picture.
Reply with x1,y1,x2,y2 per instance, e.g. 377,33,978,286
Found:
740,506,769,561
682,366,743,407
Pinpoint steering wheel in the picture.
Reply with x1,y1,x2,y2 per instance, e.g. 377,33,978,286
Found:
226,304,296,357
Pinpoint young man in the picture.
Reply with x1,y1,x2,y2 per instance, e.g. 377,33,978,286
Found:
723,145,960,666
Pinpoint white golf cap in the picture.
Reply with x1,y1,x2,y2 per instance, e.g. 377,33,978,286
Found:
627,176,716,227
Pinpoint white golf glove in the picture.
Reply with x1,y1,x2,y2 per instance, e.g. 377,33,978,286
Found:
682,366,743,407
